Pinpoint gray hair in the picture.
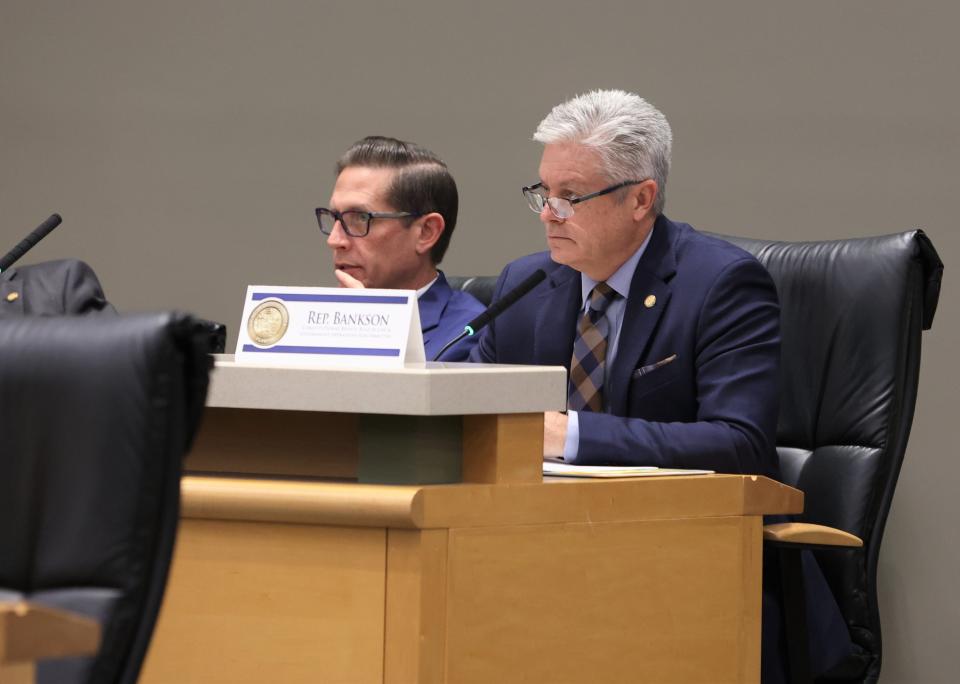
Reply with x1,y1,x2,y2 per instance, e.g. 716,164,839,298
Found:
533,90,672,215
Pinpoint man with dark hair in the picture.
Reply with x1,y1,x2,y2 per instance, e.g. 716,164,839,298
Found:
318,135,483,361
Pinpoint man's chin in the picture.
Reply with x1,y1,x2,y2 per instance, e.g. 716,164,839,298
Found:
547,244,578,268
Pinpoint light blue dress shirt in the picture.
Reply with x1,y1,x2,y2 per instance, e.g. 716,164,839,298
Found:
562,228,654,461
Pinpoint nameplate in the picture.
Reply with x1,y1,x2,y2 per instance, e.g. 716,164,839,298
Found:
235,285,424,368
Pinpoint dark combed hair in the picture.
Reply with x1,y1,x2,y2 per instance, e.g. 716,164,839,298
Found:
336,136,459,264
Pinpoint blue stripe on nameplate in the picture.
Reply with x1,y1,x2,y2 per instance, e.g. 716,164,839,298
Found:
252,292,409,304
242,344,401,357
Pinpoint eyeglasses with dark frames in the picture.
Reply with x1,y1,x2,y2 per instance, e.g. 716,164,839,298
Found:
521,180,646,220
315,207,423,238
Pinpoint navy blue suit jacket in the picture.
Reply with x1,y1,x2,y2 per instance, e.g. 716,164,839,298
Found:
420,271,485,362
471,215,781,477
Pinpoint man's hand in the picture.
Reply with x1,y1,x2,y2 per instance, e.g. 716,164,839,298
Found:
334,269,365,289
543,411,568,459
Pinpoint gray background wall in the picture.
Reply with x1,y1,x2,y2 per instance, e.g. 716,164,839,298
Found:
1,2,956,680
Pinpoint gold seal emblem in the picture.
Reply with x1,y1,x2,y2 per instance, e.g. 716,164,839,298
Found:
247,299,289,346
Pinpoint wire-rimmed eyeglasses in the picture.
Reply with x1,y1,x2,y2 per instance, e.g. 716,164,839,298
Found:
521,180,646,220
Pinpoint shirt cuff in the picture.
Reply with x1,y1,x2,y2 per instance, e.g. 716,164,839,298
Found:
562,410,580,462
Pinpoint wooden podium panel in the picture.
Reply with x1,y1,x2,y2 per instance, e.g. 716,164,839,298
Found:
441,516,760,683
141,519,387,683
0,602,101,684
141,475,800,684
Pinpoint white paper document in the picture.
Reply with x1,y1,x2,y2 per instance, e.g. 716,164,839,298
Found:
543,461,714,478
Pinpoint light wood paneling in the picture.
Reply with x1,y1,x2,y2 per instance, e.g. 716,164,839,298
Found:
462,412,544,484
0,661,32,684
140,519,386,684
145,474,795,683
763,522,863,547
739,516,764,683
0,602,100,664
383,529,449,684
187,408,359,478
178,474,799,529
180,475,422,528
414,474,801,528
1,602,100,684
442,516,762,684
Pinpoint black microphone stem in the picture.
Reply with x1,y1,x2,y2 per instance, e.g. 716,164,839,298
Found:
0,213,64,272
431,330,470,362
431,269,546,362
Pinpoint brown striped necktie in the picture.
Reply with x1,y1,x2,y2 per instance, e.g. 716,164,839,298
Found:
568,282,618,412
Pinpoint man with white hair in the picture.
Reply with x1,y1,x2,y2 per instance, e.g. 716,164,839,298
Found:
473,89,780,473
471,90,850,681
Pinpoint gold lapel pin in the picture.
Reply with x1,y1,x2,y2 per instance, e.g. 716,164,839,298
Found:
644,294,656,308
6,292,20,303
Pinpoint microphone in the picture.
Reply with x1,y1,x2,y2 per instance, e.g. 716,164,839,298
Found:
432,268,547,361
0,214,64,272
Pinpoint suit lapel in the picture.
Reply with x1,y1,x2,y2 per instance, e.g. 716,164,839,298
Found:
533,265,581,367
0,268,25,317
607,217,678,415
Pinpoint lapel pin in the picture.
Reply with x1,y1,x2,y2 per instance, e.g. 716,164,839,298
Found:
6,292,19,303
644,294,656,308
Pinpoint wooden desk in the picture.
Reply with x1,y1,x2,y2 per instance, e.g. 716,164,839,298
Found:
0,602,101,684
140,474,799,684
139,359,801,683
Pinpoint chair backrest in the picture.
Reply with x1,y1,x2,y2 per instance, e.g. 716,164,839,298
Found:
714,230,942,682
446,275,496,307
0,313,212,684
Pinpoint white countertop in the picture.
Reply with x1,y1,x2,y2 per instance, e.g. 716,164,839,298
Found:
207,355,567,415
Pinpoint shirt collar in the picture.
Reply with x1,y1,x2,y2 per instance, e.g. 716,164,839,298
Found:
416,273,440,299
580,226,655,306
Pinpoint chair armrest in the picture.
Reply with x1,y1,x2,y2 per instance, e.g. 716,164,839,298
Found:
763,522,863,548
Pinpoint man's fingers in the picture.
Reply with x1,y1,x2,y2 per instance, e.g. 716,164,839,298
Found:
334,269,365,289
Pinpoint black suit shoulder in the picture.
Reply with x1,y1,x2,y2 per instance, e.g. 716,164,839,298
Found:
1,259,115,316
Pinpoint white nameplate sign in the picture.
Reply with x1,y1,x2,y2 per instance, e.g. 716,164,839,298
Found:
235,285,424,368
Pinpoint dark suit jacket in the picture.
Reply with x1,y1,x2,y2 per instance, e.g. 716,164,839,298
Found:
0,259,115,318
471,215,781,477
420,271,485,362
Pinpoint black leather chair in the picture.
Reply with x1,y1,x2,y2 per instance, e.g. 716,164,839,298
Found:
0,313,213,684
447,275,498,309
716,230,942,684
450,229,943,684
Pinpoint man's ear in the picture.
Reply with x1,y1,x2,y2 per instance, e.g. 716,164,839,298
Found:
415,212,445,255
631,180,658,221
